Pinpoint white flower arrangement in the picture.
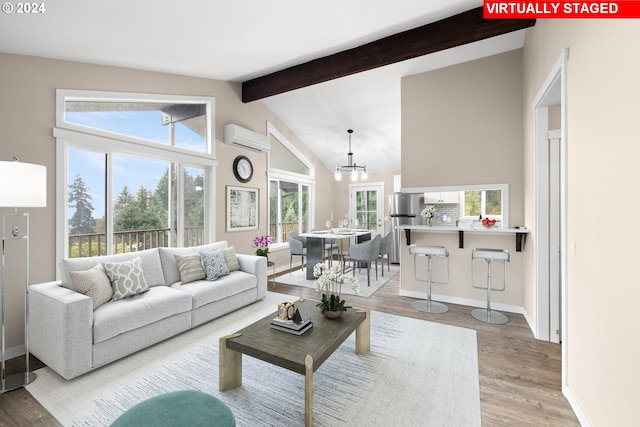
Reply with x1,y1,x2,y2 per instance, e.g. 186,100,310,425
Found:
313,262,360,296
421,205,438,219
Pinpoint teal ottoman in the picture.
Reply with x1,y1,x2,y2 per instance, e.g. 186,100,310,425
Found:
110,390,235,427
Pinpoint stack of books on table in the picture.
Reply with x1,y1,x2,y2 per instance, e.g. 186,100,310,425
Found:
270,316,313,335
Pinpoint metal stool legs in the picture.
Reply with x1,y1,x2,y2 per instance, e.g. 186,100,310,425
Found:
471,248,509,325
410,245,449,314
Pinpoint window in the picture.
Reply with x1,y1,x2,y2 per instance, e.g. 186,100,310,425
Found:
461,189,503,219
403,183,509,228
267,122,314,245
56,90,215,263
63,98,209,154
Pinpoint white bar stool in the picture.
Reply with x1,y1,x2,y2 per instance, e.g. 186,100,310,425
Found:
409,245,449,314
471,248,510,325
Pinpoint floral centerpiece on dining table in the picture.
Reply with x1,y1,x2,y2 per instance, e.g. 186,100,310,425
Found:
313,261,359,317
252,234,271,257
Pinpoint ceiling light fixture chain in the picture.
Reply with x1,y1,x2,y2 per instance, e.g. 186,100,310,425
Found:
335,129,367,181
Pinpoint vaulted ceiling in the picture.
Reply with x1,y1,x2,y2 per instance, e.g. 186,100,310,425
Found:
0,0,533,174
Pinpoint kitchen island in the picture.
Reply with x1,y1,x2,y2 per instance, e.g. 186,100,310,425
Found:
396,224,530,315
398,224,529,252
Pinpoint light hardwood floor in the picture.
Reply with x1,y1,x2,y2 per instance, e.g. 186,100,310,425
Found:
0,269,580,426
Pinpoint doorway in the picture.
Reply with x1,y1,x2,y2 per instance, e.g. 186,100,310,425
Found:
349,183,385,236
533,49,568,383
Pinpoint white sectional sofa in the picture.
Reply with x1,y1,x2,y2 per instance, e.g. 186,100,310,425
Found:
29,241,267,380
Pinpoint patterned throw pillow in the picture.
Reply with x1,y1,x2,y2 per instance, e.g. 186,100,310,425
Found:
68,265,113,309
222,246,241,272
174,253,205,284
102,257,150,300
199,250,230,281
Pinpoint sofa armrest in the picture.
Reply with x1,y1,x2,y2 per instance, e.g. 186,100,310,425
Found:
29,281,94,380
236,254,267,299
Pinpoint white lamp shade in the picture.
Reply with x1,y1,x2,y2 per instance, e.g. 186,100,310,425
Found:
0,161,47,207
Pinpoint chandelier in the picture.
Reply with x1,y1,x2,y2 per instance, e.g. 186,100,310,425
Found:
334,129,367,181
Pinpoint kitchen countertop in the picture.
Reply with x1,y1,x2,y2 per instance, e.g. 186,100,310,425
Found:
397,224,529,251
398,224,528,234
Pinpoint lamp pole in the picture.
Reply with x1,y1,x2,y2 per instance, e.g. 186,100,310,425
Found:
0,159,46,393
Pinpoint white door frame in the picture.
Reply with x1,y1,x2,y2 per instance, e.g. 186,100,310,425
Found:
548,130,561,344
348,182,385,236
532,48,569,385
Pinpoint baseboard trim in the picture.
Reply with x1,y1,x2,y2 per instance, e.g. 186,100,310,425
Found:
564,383,591,426
399,289,527,316
1,344,26,361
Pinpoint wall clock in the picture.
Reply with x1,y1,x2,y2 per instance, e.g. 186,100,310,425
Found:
233,155,253,183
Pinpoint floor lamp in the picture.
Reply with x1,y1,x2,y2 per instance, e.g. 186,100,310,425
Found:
0,158,46,393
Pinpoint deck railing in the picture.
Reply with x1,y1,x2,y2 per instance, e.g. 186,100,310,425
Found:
270,222,299,243
70,223,303,258
68,227,205,258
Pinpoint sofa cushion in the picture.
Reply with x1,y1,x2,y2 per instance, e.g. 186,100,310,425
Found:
222,246,240,272
158,247,195,285
199,250,229,281
60,248,165,288
103,257,150,300
67,265,113,309
172,271,257,309
93,286,192,344
174,253,205,284
191,241,228,253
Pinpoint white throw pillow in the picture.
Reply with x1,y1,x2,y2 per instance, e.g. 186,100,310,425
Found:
102,257,150,300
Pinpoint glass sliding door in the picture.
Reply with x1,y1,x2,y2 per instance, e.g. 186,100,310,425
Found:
112,154,170,253
183,166,205,247
67,148,106,258
269,179,310,244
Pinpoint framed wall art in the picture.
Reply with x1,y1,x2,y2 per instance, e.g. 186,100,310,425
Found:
226,186,258,232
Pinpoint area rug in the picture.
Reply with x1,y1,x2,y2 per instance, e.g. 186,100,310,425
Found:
27,291,480,427
277,264,399,298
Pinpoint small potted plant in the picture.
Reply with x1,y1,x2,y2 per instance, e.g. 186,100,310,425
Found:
313,262,359,318
421,205,438,227
252,235,271,257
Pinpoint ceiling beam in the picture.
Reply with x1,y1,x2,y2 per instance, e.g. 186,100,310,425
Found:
242,7,535,102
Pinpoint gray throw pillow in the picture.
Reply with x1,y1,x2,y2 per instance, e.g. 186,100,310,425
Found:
222,246,241,272
174,253,205,284
199,250,229,281
102,257,150,300
68,265,113,309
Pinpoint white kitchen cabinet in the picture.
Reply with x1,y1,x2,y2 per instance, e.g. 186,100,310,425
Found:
424,191,459,204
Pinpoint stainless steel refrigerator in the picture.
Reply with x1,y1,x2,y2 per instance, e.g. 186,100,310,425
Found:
388,193,423,264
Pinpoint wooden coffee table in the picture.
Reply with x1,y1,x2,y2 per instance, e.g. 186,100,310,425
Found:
219,298,370,427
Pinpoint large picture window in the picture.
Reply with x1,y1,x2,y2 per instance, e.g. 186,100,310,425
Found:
56,90,215,264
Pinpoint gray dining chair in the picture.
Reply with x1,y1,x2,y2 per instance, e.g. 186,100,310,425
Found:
288,231,307,274
378,232,392,276
343,234,381,286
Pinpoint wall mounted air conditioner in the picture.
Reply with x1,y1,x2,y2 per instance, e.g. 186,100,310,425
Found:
223,124,270,153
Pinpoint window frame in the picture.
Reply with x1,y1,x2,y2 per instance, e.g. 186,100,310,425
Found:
56,89,215,159
54,90,216,277
459,189,504,221
402,183,509,228
266,122,315,248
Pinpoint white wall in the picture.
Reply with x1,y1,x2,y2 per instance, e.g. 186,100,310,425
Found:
523,20,640,426
400,50,525,308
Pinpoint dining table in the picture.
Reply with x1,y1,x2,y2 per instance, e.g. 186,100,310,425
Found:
299,229,372,280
